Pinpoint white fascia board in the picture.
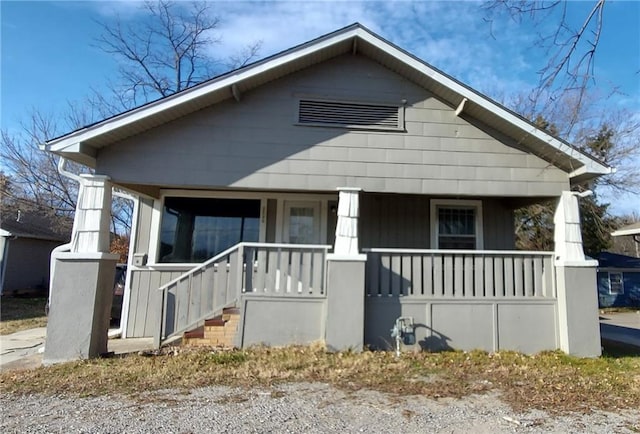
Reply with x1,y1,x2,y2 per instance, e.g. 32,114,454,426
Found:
0,229,12,237
45,29,360,153
612,228,640,237
43,25,611,179
569,163,614,178
354,30,611,178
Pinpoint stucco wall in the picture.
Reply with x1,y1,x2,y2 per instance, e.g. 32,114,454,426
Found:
365,298,558,354
239,296,325,347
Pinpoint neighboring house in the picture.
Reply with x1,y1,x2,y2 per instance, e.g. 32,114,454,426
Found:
597,252,640,308
612,222,640,258
0,207,70,295
42,24,611,363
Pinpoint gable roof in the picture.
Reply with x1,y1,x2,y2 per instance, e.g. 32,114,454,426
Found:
597,252,640,269
1,207,71,242
42,23,611,183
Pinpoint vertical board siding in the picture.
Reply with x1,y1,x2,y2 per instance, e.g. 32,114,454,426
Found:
365,250,556,300
359,195,516,251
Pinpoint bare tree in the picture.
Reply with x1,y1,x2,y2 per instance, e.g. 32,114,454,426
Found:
95,0,261,109
512,95,640,253
1,113,79,221
0,111,133,237
484,0,607,125
2,0,262,246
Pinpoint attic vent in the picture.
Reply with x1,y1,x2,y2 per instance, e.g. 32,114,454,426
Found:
298,100,402,130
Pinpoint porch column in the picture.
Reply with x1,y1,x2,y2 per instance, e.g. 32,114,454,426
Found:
553,191,601,357
44,175,119,365
325,188,366,352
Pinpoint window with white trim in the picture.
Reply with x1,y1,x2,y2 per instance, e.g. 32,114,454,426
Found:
430,199,483,250
608,272,624,295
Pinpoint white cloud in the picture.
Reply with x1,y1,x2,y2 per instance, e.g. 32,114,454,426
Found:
204,1,541,104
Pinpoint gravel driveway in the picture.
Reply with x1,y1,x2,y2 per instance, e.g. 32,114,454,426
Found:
2,383,638,433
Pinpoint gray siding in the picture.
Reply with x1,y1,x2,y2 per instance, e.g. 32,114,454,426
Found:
126,267,191,337
2,238,62,293
97,54,569,197
359,194,514,249
265,199,277,243
483,198,515,250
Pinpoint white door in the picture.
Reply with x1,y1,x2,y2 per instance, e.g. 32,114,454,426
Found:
283,201,321,244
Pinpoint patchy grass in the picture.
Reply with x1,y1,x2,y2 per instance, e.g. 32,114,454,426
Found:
0,296,48,335
1,345,639,414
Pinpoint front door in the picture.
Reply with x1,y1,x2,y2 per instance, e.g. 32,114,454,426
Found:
282,201,321,244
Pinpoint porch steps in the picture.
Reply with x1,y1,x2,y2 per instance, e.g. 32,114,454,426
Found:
182,307,240,348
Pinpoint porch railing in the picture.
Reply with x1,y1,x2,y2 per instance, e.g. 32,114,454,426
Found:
154,242,330,347
364,249,556,299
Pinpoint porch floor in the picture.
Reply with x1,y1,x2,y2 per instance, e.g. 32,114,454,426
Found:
108,337,155,355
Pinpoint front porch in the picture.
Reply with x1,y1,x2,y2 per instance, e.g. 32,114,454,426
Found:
126,240,582,356
44,178,602,363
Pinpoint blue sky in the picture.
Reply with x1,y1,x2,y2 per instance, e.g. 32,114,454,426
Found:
1,0,639,214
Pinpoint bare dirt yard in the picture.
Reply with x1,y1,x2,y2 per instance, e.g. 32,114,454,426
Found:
1,382,639,433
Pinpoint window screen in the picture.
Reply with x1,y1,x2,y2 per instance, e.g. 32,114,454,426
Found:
159,197,260,263
437,207,476,249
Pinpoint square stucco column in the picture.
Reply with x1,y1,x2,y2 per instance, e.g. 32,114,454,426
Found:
325,187,366,351
44,174,119,365
44,252,118,364
325,254,367,352
555,263,601,358
553,191,601,357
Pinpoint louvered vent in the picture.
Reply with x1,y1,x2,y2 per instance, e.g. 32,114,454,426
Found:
298,100,401,129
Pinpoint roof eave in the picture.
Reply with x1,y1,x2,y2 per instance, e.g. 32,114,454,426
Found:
42,23,611,178
568,163,614,185
44,25,364,153
41,141,97,168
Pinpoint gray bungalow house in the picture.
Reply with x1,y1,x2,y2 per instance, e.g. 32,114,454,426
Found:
41,24,611,364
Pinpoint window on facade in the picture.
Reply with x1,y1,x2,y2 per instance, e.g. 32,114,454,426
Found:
159,197,260,263
608,272,624,295
435,206,478,249
430,199,482,250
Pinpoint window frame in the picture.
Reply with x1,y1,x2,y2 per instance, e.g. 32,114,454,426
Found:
147,190,333,266
430,199,484,250
608,272,624,295
149,191,267,266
